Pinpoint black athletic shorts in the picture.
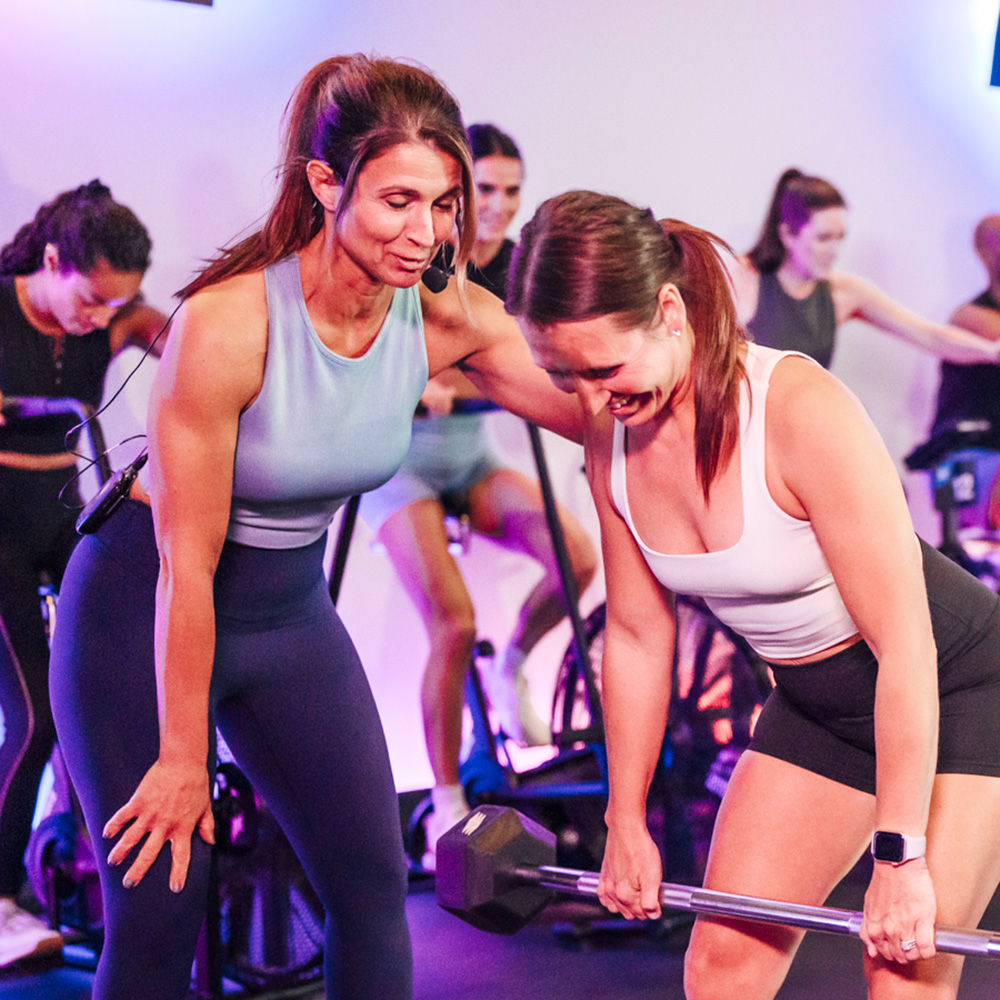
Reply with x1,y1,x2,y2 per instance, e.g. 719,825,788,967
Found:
749,538,1000,795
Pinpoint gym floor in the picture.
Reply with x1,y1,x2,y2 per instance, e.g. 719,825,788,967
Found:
3,858,1000,999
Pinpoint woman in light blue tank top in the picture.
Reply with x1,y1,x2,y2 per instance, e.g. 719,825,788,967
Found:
506,191,1000,1000
49,55,581,1000
727,168,998,368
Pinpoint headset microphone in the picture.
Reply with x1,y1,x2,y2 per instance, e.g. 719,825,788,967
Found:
421,265,451,293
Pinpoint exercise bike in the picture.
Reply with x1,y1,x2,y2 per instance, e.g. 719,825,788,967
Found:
905,418,1000,589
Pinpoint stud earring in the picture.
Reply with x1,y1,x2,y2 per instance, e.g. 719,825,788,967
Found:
670,328,682,337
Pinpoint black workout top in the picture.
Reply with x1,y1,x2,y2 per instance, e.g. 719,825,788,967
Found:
747,270,837,370
434,239,516,302
0,275,112,455
932,290,1000,436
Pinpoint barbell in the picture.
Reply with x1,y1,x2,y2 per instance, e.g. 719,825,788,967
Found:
436,805,1000,959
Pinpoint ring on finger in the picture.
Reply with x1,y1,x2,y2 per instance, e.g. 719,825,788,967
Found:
900,939,917,952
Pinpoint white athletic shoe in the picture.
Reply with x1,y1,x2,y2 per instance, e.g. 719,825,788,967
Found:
421,800,471,874
487,660,552,748
0,899,63,968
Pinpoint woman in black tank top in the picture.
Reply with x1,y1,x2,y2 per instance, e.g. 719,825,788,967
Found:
0,181,166,970
728,168,1000,368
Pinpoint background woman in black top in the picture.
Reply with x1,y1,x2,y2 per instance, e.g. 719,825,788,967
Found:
0,180,165,968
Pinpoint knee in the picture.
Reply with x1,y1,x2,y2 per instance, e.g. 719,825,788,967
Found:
683,923,786,1000
425,600,477,663
684,936,725,1000
684,937,742,1000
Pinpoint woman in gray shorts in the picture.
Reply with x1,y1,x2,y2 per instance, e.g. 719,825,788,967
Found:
362,125,596,872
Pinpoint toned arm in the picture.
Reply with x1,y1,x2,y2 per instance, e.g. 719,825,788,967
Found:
102,273,267,891
420,280,584,443
766,356,939,957
584,416,677,921
832,272,1000,363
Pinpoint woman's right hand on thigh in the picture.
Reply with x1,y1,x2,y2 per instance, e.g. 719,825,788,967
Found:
598,822,663,921
103,759,215,892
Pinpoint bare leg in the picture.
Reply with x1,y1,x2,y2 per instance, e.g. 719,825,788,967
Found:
684,750,876,1000
864,772,1000,999
467,469,597,743
377,499,476,789
468,468,596,655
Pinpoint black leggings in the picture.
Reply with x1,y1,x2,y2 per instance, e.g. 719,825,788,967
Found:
49,501,412,1000
0,464,80,897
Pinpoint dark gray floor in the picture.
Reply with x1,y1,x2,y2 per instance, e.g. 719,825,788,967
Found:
3,861,1000,999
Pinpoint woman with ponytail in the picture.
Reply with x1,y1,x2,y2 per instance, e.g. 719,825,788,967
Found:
507,190,1000,1000
0,180,165,968
48,56,580,1000
729,168,999,368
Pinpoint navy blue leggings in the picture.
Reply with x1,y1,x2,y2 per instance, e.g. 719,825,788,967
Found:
49,501,412,1000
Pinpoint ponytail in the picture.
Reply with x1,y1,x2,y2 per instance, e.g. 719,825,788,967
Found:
660,221,746,497
747,168,845,274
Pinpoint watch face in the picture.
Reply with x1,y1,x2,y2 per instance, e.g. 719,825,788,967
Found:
872,831,905,863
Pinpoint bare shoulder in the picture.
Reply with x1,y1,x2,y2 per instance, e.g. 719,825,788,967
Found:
183,272,267,341
765,355,891,504
157,271,268,409
766,352,860,424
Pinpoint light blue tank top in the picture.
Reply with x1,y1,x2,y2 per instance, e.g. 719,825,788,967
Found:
611,344,858,660
228,254,429,548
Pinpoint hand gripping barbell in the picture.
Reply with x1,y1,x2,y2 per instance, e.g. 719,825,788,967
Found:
436,805,1000,958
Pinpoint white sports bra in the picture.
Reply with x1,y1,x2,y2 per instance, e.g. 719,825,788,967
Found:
610,344,858,660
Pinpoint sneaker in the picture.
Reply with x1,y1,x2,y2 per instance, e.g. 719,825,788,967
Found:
0,899,63,968
421,801,470,874
487,661,551,748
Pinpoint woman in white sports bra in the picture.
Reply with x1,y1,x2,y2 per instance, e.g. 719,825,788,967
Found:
506,190,1000,1000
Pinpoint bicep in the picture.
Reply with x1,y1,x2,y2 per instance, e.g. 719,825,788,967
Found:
834,272,935,335
424,283,585,442
147,293,263,573
590,448,676,666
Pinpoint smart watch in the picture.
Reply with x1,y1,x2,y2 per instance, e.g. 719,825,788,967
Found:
870,831,926,865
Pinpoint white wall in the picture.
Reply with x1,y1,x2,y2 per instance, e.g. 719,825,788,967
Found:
3,0,999,790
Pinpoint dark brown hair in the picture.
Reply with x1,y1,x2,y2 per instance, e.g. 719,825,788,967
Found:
180,54,476,299
747,168,846,274
507,190,746,498
0,179,151,278
467,123,521,162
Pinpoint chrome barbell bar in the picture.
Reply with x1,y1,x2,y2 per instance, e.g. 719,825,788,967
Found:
521,865,1000,959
